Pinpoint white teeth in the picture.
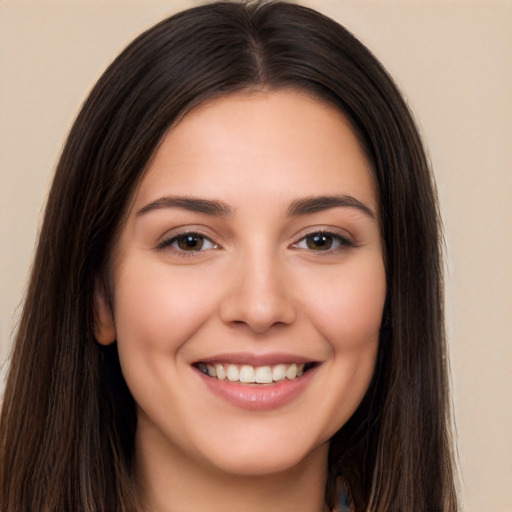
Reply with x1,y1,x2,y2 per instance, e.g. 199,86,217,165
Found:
255,366,273,384
215,364,226,380
199,362,311,383
226,364,239,382
286,363,297,380
239,365,255,383
272,364,287,381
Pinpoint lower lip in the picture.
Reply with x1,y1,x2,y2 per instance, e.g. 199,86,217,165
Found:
195,367,317,411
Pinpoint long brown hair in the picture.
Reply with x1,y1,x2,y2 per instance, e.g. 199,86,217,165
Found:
0,2,457,510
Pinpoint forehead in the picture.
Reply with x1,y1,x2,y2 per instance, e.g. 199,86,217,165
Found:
133,89,377,212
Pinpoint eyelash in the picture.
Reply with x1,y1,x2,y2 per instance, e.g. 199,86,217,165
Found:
291,230,355,254
157,229,355,256
156,231,218,255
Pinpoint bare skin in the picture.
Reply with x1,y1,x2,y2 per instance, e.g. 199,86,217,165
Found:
95,90,386,512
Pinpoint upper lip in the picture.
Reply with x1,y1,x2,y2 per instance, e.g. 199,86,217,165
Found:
194,352,318,366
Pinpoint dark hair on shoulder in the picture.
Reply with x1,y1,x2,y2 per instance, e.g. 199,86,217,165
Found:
0,2,457,511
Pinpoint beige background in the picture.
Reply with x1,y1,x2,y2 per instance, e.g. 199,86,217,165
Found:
1,1,511,510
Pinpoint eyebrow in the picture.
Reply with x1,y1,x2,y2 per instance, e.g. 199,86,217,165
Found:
136,194,375,220
136,196,234,217
286,194,376,219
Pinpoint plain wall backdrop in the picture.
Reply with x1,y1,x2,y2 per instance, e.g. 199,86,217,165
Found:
1,1,511,510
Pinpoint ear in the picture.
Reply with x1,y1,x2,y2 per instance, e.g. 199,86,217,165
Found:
93,279,116,345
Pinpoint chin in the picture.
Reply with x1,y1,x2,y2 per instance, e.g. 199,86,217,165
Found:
198,432,330,478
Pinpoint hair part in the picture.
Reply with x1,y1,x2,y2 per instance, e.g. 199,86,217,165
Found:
1,2,457,511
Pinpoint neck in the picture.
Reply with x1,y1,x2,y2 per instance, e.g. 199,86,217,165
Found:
135,433,329,512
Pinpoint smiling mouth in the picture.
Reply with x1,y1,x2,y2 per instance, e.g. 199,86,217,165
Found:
194,362,317,384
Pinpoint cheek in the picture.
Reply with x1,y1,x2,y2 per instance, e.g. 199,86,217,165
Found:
112,257,218,355
312,258,385,429
304,256,386,350
286,256,386,444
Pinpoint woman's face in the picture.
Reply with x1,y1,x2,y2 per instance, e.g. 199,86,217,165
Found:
95,90,386,478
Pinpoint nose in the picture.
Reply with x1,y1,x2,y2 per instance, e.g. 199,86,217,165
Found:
220,251,297,334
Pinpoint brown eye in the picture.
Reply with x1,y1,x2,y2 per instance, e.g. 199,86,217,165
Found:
157,231,218,253
176,234,206,251
305,233,334,251
293,231,354,253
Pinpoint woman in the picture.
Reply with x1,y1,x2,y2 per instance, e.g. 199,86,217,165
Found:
0,2,457,511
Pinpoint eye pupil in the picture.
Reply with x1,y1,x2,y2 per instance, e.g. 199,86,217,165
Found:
178,234,204,250
306,233,332,250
